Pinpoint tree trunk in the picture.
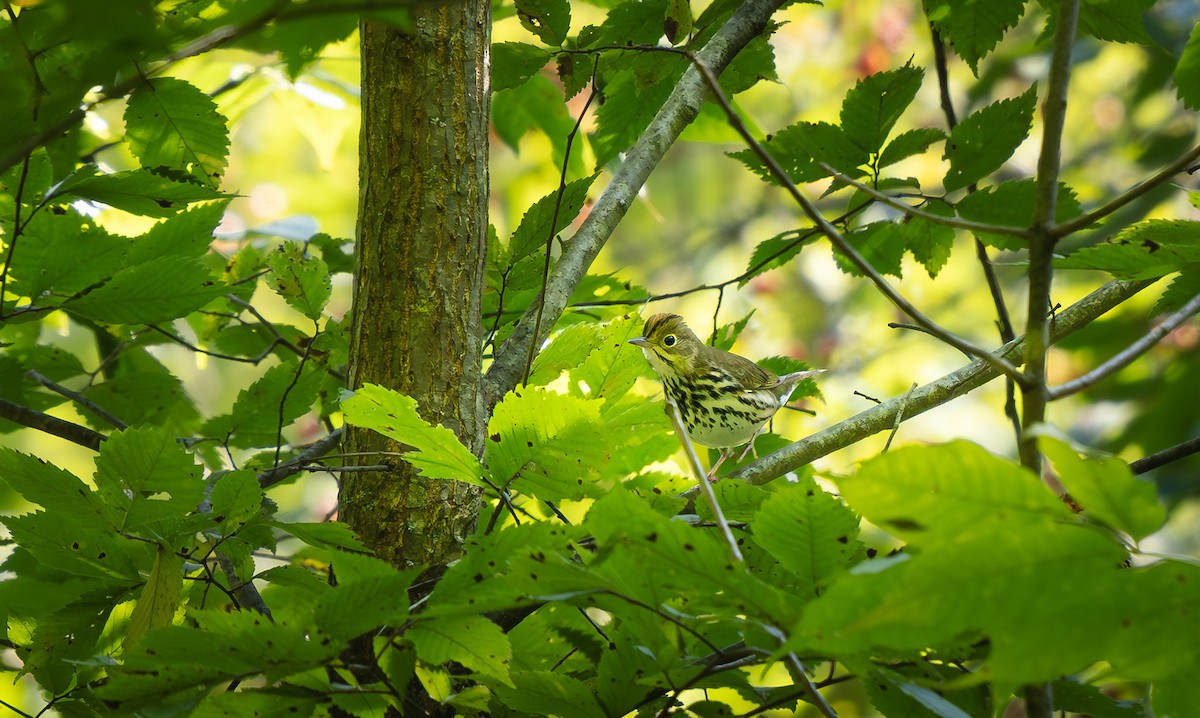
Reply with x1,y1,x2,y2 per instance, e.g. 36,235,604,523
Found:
343,4,490,569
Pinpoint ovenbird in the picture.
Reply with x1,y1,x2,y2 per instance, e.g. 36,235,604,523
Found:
629,313,824,477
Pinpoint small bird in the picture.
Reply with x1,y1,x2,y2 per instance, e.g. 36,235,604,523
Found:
629,313,823,478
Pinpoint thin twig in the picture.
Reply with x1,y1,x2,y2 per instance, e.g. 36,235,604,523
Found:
1051,143,1200,238
882,383,918,453
783,653,838,718
664,398,744,563
0,398,108,450
1130,435,1200,475
821,165,1029,238
25,370,128,430
1050,292,1200,399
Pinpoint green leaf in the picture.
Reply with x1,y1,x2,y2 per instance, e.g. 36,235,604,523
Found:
925,0,1026,75
276,520,368,552
0,449,112,526
840,65,925,155
124,545,183,650
94,426,205,510
1051,678,1147,718
1038,435,1165,541
491,42,551,92
200,361,322,448
739,229,815,287
942,86,1037,192
731,121,869,184
340,384,487,487
570,314,647,403
193,692,318,718
663,0,693,45
836,441,1074,542
833,222,906,278
266,242,332,320
64,256,226,325
486,387,607,500
51,167,227,217
1075,0,1154,46
1058,220,1200,279
5,212,131,299
125,200,228,266
407,615,513,686
878,127,946,168
899,213,956,279
2,512,140,580
515,0,570,45
493,670,607,718
312,569,418,640
124,77,230,187
955,179,1081,250
753,478,863,599
509,172,600,262
81,371,200,433
209,469,264,532
1176,23,1200,111
1153,268,1200,314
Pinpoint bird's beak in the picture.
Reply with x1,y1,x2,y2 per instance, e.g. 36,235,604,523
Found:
628,337,648,347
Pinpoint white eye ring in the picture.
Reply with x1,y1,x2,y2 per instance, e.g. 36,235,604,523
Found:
663,334,676,347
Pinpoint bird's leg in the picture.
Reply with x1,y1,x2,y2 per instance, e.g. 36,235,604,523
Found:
706,449,734,482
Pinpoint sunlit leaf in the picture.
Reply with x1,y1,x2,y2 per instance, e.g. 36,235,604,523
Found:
124,78,230,187
942,86,1037,192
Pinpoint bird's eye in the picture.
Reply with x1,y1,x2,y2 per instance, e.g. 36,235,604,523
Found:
663,334,677,347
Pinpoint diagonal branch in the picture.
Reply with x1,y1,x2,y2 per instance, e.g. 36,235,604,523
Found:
720,278,1153,486
1049,291,1200,399
482,0,790,411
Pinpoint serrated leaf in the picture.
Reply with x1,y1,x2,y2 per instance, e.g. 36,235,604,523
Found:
1057,220,1200,279
0,449,112,526
266,242,331,320
509,172,599,261
94,426,205,510
739,229,814,287
731,121,869,185
51,167,227,217
955,179,1080,250
836,441,1074,542
124,77,230,187
64,256,226,325
82,371,200,433
663,0,693,45
942,86,1037,192
832,222,906,278
753,478,863,599
2,512,140,580
193,692,318,718
124,545,183,650
492,42,551,92
515,0,570,45
1039,436,1165,541
1153,268,1200,314
275,520,368,552
926,0,1026,75
1075,0,1154,46
493,670,607,718
200,361,322,448
899,213,956,278
340,384,487,488
840,65,925,155
878,127,946,168
1176,23,1200,111
312,569,418,640
408,615,513,686
209,469,264,531
486,387,607,500
571,314,646,403
6,213,131,299
125,200,228,266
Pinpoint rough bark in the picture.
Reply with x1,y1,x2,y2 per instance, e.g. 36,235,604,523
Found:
343,4,490,569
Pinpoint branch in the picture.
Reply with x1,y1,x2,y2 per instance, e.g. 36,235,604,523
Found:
1130,435,1200,475
0,398,107,451
665,398,743,564
1051,143,1200,238
1049,291,1200,399
25,370,128,430
720,279,1153,486
821,165,1030,239
258,427,345,489
482,0,789,410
